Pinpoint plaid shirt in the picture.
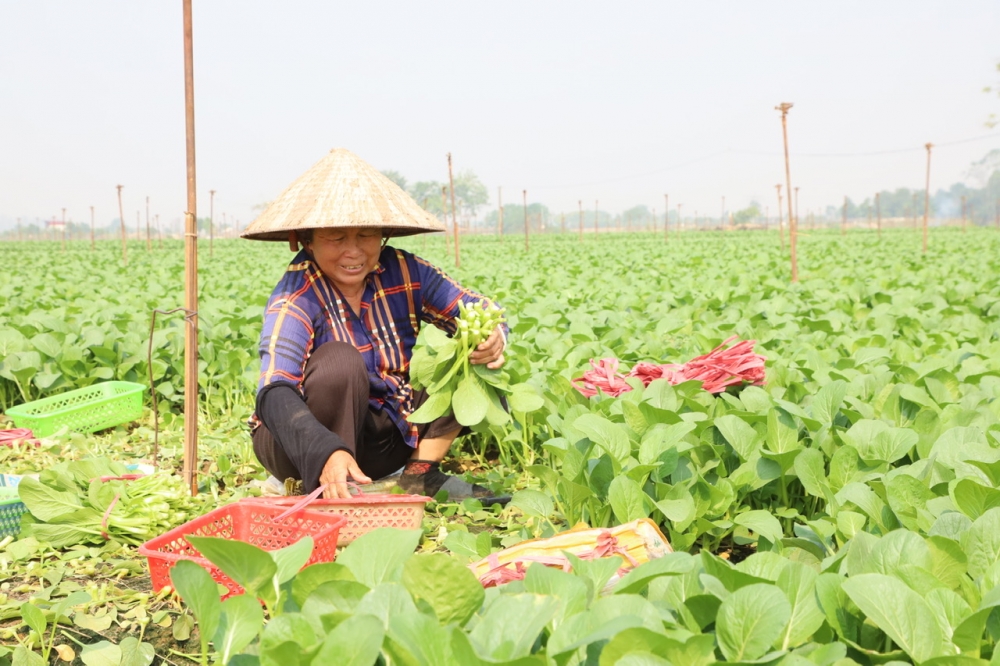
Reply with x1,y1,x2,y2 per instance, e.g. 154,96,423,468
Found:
254,246,500,448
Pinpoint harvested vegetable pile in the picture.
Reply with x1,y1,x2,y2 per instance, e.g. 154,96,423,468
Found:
409,298,511,426
573,336,766,398
17,458,199,548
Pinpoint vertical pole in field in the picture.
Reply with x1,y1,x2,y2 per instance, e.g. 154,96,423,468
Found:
578,200,583,241
664,195,669,241
61,208,67,251
776,102,797,281
182,0,200,495
875,192,882,239
961,195,967,233
146,197,152,251
523,190,529,251
497,187,503,239
594,200,599,235
208,190,215,258
90,206,95,250
775,184,784,251
441,186,450,256
447,153,459,268
922,143,932,254
116,185,128,263
842,197,847,236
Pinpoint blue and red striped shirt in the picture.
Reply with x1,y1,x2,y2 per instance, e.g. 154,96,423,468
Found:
254,246,499,447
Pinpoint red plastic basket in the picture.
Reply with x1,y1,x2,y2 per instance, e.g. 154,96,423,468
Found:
242,492,430,546
138,503,347,599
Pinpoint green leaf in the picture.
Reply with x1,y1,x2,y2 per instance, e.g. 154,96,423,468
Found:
841,573,943,663
355,583,418,628
573,413,630,461
337,527,422,587
17,477,84,522
468,593,559,661
715,583,791,661
385,612,454,666
118,638,155,666
270,535,314,586
408,391,453,423
312,613,385,666
734,510,784,545
452,373,490,426
214,595,264,665
715,414,762,461
952,479,1000,520
510,489,554,519
962,507,1000,580
11,646,46,666
508,383,544,413
402,553,485,626
609,476,649,523
19,602,46,638
812,380,847,424
290,562,354,607
776,561,825,650
169,559,222,656
186,536,277,599
79,641,121,666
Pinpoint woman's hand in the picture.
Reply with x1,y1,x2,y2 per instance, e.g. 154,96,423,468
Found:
469,326,505,370
320,450,371,499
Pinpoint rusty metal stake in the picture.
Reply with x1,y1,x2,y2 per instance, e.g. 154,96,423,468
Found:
182,0,200,495
776,102,796,281
923,143,932,254
116,185,128,263
775,184,785,251
447,153,459,267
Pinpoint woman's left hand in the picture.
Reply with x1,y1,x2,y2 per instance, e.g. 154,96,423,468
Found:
469,327,505,370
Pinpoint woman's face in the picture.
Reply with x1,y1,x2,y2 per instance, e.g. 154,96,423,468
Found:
305,227,383,293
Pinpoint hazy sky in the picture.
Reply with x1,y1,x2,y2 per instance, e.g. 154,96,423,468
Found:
2,1,998,231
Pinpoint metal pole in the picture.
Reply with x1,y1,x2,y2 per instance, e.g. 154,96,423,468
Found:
775,184,784,251
776,102,796,281
923,143,932,254
523,190,529,251
447,153,459,267
182,0,200,495
578,200,583,241
875,192,881,239
116,185,128,263
664,194,668,241
208,190,215,257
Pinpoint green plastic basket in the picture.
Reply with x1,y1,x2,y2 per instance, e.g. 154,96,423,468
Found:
0,487,27,538
6,381,146,437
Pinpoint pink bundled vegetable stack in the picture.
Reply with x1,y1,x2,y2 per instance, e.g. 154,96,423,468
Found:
572,336,766,398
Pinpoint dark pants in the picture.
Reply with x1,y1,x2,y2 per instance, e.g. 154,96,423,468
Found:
252,341,462,483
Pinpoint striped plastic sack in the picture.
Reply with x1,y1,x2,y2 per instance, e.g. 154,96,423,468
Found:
469,518,672,591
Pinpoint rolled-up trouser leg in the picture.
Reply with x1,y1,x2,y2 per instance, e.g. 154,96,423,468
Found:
252,341,369,485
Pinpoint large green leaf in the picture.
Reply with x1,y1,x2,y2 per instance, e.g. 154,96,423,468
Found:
186,536,277,599
608,476,649,523
841,573,943,663
573,413,630,461
715,583,791,661
401,553,484,626
337,528,422,587
452,373,489,426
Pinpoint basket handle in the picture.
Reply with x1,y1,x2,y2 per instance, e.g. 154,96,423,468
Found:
274,481,362,522
95,474,145,482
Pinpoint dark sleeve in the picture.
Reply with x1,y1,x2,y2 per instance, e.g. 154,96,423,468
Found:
256,384,353,493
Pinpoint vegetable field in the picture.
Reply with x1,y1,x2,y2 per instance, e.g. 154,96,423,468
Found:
3,228,1000,665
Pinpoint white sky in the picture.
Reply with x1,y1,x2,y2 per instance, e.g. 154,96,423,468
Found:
1,1,998,230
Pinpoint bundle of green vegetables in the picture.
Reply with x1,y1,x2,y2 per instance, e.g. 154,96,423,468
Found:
409,299,511,427
17,458,198,548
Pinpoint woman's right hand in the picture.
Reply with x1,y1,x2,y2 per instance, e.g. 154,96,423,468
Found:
320,450,371,499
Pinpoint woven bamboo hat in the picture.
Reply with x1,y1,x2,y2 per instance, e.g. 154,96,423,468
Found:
241,148,445,242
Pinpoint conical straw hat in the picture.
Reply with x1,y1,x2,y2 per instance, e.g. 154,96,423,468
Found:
241,148,446,241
